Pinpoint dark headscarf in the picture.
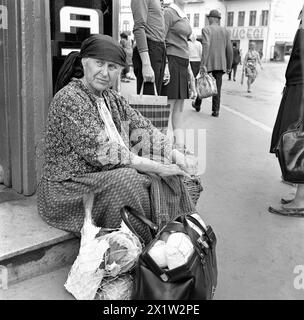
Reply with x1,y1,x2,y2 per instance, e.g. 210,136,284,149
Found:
54,34,127,94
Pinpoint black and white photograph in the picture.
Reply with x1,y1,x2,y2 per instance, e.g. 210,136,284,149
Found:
0,0,304,306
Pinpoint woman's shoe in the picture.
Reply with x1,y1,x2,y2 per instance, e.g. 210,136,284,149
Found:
191,101,201,112
268,206,304,217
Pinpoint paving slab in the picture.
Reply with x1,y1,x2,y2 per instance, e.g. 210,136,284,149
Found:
0,195,74,262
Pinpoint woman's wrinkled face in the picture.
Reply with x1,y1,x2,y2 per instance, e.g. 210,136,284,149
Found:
82,58,122,94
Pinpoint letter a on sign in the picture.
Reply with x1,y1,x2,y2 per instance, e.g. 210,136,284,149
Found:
60,6,100,34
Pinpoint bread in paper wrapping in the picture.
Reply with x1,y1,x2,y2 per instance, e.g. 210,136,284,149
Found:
165,232,194,270
148,240,167,268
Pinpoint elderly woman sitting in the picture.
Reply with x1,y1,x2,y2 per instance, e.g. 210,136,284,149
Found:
38,35,200,244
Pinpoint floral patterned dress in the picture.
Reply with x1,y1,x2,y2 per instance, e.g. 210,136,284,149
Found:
244,50,260,80
37,79,196,243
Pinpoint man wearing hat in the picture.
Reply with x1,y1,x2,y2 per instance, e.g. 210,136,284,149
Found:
193,9,233,117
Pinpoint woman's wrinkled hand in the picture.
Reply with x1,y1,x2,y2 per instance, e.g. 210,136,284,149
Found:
184,154,198,176
171,149,198,176
156,164,191,178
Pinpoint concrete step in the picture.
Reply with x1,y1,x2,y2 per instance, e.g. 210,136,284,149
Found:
0,265,74,300
0,195,80,287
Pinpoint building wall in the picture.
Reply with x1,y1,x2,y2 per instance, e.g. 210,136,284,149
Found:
120,0,134,40
185,0,226,36
225,0,303,61
225,0,271,61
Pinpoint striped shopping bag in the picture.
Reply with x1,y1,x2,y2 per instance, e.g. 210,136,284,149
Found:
128,84,170,131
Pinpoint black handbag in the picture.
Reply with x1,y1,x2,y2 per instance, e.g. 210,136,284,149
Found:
120,208,218,300
276,120,304,183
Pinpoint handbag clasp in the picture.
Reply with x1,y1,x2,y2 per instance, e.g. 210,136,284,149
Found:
160,273,169,282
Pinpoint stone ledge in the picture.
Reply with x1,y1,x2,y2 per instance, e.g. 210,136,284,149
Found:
0,195,75,262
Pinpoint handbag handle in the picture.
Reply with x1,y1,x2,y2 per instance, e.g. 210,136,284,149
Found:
179,215,216,251
139,82,158,97
120,206,158,245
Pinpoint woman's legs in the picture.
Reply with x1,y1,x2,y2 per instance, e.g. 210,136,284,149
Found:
282,184,304,209
233,64,238,81
168,99,185,147
247,77,255,92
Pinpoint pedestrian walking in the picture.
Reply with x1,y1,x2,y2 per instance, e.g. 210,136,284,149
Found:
228,42,241,81
161,0,196,149
188,33,203,111
131,0,167,95
120,32,135,82
242,42,263,93
258,48,263,61
268,6,304,217
194,9,233,117
120,32,132,83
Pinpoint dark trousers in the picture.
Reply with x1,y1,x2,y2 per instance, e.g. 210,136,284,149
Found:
211,70,224,113
228,63,238,80
193,70,224,113
132,39,166,95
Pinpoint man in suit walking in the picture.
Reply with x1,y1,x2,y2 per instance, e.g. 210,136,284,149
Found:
193,9,233,117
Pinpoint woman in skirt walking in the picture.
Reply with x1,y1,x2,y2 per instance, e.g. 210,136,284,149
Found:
161,0,196,150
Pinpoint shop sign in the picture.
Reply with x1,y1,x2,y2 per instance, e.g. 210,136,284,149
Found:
227,27,265,40
50,1,104,43
0,5,8,30
60,6,101,34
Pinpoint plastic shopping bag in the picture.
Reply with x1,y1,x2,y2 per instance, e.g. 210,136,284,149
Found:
196,72,218,99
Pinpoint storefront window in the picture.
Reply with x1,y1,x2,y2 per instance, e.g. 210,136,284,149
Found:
261,10,269,26
238,11,245,27
249,11,257,26
194,13,200,28
227,12,234,27
123,20,130,32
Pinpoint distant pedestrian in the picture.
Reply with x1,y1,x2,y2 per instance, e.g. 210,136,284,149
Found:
258,48,263,61
242,42,263,93
194,9,233,117
161,0,195,148
188,33,203,111
228,42,241,81
120,32,133,83
131,0,167,95
268,6,304,217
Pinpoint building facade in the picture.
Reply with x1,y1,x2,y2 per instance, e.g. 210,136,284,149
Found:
224,0,302,61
